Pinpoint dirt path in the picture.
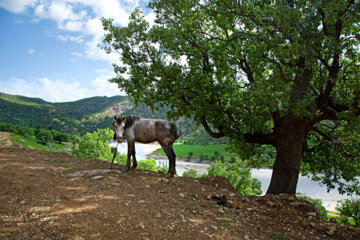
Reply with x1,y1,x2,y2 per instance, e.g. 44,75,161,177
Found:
0,144,359,240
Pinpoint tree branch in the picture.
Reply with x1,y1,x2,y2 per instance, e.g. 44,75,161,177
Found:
201,117,225,138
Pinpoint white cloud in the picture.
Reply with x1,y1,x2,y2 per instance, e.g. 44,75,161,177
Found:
72,52,82,57
0,0,37,13
57,34,84,43
2,74,124,102
28,48,35,54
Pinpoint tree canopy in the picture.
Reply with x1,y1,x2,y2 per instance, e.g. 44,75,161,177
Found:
101,0,360,195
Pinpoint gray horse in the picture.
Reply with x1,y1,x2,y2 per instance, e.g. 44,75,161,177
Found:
112,115,180,177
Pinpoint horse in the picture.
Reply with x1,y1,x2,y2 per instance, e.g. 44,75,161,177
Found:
112,115,180,177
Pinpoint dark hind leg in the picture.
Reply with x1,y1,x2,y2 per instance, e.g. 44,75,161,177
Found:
126,141,134,171
131,143,137,170
160,142,176,178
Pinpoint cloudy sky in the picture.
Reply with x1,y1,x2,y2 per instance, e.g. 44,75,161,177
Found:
0,0,154,102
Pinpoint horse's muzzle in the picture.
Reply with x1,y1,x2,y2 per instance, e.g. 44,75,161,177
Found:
113,132,123,143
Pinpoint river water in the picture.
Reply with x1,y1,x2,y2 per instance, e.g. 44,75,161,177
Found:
112,142,358,211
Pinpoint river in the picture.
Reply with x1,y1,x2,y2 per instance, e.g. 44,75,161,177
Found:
112,142,358,211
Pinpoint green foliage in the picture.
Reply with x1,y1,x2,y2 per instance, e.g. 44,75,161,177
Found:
154,144,239,162
207,160,262,196
101,0,360,195
138,159,158,172
183,169,201,178
297,194,328,221
35,129,53,145
336,199,360,226
11,133,68,152
72,128,126,163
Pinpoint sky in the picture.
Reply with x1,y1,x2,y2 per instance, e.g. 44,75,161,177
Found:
0,0,155,102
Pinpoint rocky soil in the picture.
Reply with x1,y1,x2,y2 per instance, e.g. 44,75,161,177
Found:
0,133,359,239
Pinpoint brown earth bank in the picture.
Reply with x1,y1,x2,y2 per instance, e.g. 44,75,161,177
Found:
0,144,359,240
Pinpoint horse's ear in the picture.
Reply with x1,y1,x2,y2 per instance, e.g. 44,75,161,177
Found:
114,116,117,120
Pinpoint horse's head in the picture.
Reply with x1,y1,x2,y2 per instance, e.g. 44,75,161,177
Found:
113,115,126,143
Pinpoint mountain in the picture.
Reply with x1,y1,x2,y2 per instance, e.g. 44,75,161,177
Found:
0,92,226,144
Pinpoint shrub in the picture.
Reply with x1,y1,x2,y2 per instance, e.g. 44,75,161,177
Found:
336,199,360,226
183,169,201,178
138,159,157,172
297,194,328,221
207,160,262,196
73,128,126,164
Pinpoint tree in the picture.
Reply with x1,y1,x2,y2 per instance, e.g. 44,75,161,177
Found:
101,0,360,195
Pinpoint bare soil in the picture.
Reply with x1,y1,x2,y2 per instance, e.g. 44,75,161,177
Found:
0,133,359,240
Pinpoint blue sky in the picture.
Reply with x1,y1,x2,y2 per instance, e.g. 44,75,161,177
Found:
0,0,154,102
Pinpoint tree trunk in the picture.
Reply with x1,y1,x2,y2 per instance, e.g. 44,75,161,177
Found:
266,120,306,195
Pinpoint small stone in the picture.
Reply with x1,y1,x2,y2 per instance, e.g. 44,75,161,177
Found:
210,225,218,230
244,234,250,240
92,176,103,180
229,193,236,197
127,194,135,197
138,222,145,229
179,193,185,198
310,222,316,227
266,201,275,207
326,226,336,236
306,212,317,217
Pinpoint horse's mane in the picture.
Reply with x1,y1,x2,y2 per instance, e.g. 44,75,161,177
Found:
124,115,141,128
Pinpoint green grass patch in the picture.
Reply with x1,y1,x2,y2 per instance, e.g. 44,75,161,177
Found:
154,144,239,161
11,133,68,152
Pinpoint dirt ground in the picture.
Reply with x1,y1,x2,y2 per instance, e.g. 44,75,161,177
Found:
0,133,359,240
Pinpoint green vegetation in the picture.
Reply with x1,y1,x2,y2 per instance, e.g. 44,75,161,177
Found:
182,169,202,178
154,144,240,162
207,160,262,196
297,193,328,221
138,159,158,172
0,122,78,153
11,133,68,152
336,199,360,227
102,0,360,196
72,128,126,164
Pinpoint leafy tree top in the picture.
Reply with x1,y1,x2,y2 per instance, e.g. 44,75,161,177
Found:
101,0,360,195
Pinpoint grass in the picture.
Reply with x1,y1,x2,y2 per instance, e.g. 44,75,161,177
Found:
11,133,68,153
154,143,240,161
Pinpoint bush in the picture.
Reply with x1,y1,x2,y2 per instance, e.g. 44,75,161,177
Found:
36,129,53,145
207,160,262,196
336,199,360,226
73,128,126,163
297,194,328,221
183,169,201,178
138,159,157,172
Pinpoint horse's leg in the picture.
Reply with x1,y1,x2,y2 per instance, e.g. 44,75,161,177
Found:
126,141,134,171
131,143,137,170
160,142,176,178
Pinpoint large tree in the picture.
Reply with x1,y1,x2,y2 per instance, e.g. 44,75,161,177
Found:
101,0,360,195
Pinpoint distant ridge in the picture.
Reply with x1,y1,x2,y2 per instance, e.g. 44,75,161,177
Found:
0,92,226,144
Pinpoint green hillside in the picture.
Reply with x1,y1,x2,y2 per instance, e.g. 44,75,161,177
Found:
0,92,226,144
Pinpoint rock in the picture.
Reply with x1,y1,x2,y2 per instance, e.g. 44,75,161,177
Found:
127,194,135,197
138,222,145,229
92,176,103,180
210,225,218,230
244,234,250,240
179,193,186,198
266,201,275,207
306,212,317,217
326,226,336,236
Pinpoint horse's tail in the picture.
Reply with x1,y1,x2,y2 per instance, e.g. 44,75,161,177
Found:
171,124,181,140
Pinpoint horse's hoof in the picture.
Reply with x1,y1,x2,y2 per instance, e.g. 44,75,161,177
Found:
131,166,137,170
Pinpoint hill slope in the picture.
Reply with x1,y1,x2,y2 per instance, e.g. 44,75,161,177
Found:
0,144,359,239
0,92,225,144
